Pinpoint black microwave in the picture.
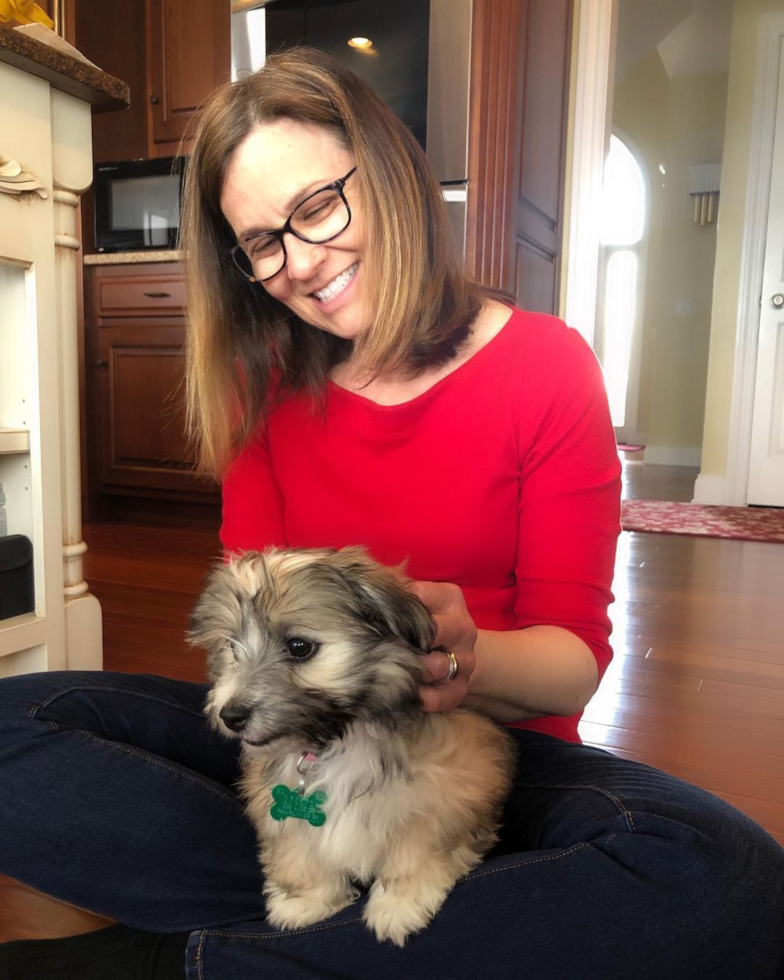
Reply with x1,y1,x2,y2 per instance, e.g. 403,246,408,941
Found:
93,157,186,253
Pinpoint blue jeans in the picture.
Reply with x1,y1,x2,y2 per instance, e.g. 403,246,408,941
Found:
0,671,782,979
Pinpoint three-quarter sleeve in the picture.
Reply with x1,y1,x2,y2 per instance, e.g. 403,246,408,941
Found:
514,325,622,681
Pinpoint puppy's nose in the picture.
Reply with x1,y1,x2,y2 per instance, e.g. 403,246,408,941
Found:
219,703,252,732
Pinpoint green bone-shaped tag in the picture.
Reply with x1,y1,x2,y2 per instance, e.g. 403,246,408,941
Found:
270,784,327,826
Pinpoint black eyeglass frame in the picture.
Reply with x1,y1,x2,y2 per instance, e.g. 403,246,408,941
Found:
229,167,358,283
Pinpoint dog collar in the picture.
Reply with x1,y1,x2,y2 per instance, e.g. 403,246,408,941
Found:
270,750,327,826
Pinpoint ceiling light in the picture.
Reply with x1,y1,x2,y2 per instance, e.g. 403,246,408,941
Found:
348,37,373,50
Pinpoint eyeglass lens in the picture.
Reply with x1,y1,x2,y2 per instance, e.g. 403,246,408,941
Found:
233,187,350,281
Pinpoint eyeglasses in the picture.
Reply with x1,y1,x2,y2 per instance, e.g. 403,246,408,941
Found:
229,167,357,283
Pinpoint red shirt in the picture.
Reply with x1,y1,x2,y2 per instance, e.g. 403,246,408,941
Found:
221,309,622,743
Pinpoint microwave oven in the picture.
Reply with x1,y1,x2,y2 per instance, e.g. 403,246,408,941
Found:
93,157,186,253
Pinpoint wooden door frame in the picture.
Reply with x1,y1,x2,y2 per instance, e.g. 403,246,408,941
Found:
465,0,524,289
717,12,784,507
565,5,784,506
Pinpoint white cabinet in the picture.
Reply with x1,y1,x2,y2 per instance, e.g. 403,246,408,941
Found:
0,55,104,675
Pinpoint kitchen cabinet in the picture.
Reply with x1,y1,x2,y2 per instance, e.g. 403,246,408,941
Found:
84,263,220,507
147,0,232,155
75,0,231,163
0,27,129,676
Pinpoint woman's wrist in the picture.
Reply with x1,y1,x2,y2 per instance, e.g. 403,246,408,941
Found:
465,626,599,723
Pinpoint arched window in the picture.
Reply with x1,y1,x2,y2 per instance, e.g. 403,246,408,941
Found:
598,133,646,430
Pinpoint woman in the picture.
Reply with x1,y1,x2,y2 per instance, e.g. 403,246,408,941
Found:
0,49,782,980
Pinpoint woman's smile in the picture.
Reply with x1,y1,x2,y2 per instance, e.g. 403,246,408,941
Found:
221,120,369,340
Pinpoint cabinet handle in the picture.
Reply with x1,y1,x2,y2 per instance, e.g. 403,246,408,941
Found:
150,94,160,105
143,291,171,298
95,360,108,369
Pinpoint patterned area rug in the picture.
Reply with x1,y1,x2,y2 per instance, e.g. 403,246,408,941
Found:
621,500,784,543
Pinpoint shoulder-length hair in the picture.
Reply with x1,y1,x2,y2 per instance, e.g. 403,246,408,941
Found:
181,47,487,479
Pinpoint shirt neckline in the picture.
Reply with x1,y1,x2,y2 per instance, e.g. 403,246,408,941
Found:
326,306,517,413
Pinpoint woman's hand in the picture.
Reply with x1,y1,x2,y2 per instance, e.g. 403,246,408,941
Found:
409,580,477,712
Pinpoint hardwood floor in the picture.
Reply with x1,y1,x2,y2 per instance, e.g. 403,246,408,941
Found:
82,459,784,845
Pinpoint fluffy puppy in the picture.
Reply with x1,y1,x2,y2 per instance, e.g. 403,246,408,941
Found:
190,546,515,946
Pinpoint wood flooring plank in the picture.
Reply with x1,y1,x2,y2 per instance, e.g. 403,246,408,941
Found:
699,678,784,707
593,672,784,722
579,720,784,786
580,701,784,758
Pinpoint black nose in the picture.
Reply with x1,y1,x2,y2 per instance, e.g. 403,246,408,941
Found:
219,703,252,732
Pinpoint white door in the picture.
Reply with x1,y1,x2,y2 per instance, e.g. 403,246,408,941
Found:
748,43,784,507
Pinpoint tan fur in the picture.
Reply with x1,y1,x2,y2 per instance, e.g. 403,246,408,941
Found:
190,547,515,946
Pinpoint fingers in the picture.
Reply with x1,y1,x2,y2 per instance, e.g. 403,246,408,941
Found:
419,676,469,713
418,651,453,684
417,648,475,714
409,581,477,654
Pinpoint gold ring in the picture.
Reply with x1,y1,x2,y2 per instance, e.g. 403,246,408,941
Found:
445,650,459,682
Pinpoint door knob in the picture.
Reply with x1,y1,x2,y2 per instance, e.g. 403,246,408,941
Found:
95,360,108,369
772,293,784,309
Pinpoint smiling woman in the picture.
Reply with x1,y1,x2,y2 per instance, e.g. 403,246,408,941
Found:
180,47,485,479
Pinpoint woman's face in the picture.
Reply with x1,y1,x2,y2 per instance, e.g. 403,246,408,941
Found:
220,119,369,340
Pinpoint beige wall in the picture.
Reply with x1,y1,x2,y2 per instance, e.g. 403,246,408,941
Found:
701,0,784,478
611,50,669,441
612,53,728,456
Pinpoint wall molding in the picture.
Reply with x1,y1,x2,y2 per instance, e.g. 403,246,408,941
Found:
692,473,727,505
721,13,784,506
643,445,703,468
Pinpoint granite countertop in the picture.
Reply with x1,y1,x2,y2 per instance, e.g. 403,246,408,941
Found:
84,251,185,265
0,24,129,113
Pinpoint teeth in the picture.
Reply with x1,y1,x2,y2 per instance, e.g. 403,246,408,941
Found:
314,263,358,303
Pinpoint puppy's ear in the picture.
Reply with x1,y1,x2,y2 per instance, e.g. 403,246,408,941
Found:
188,562,241,655
331,547,436,651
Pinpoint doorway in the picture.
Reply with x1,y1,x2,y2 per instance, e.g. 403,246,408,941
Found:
596,0,732,495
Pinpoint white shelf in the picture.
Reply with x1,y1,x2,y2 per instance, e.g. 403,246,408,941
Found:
0,428,30,454
0,612,44,659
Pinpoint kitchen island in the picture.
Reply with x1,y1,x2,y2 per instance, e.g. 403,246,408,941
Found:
0,24,128,676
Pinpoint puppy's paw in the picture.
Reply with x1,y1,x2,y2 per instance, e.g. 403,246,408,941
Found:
265,881,357,932
363,879,445,947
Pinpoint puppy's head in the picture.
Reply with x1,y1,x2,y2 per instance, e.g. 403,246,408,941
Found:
189,546,435,750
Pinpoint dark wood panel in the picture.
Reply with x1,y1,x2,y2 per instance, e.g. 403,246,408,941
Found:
513,238,556,314
465,0,523,288
517,0,571,225
147,0,231,150
97,325,214,494
74,0,147,163
511,0,572,313
95,272,187,317
112,346,191,464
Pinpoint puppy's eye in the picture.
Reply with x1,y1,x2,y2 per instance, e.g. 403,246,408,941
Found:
286,637,319,660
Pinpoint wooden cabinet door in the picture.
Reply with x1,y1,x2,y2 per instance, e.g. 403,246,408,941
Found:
95,322,217,496
467,0,573,313
511,0,573,314
147,0,231,153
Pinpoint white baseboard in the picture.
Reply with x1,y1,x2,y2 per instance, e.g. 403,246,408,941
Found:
692,473,727,505
643,445,703,467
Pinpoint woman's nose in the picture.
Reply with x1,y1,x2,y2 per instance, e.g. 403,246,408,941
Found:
284,234,326,281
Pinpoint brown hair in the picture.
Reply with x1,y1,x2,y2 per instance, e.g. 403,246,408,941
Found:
181,47,488,478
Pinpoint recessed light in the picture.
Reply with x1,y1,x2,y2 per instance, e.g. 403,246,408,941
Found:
348,37,373,50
